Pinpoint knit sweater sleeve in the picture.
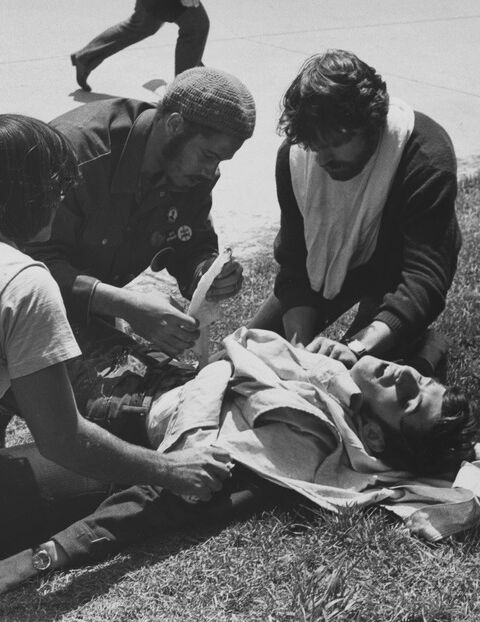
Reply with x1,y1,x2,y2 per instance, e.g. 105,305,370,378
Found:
273,140,319,311
374,113,461,335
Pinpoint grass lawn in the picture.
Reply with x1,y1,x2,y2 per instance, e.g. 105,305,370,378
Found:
2,175,480,621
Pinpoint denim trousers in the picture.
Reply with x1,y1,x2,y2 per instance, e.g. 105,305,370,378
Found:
73,0,209,76
0,322,294,563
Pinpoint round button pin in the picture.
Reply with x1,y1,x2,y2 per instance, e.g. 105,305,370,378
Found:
167,207,178,223
177,225,192,242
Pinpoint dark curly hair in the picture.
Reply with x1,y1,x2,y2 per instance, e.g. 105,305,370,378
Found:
375,386,479,476
278,49,389,148
0,114,78,244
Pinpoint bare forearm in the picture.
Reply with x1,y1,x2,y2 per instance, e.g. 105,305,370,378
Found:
90,282,132,319
283,306,318,345
46,417,170,487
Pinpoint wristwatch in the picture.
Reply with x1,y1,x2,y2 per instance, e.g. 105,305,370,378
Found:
345,339,368,359
31,545,53,572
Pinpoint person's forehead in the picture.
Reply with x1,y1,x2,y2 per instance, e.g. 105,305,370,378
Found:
309,126,364,150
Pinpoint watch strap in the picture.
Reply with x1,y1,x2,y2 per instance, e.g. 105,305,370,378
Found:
343,338,368,359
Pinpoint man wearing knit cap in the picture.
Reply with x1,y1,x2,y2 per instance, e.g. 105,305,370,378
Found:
29,68,255,357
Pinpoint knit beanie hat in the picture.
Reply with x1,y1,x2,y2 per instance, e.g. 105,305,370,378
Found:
161,67,256,140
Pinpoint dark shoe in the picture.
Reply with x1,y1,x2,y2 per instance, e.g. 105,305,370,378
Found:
71,53,92,92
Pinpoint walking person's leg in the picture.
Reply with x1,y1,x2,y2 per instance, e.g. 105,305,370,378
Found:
173,2,210,75
71,0,164,91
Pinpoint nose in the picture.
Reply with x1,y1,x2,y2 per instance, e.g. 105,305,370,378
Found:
396,367,420,402
315,147,335,167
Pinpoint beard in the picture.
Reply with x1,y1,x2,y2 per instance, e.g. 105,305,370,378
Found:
162,131,192,163
160,131,204,190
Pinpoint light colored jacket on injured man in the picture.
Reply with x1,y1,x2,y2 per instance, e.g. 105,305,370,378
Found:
147,327,480,542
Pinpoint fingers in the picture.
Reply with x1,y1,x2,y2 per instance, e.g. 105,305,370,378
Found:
165,448,234,501
151,314,200,356
158,342,184,359
209,445,233,463
194,450,234,500
185,468,228,503
158,333,197,358
305,337,358,368
169,311,199,332
202,446,234,481
204,473,226,492
159,314,200,350
306,337,343,357
305,336,325,353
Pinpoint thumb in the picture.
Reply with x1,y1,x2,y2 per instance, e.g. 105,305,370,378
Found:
209,444,232,462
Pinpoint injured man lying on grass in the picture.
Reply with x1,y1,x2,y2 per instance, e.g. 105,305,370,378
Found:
0,325,478,592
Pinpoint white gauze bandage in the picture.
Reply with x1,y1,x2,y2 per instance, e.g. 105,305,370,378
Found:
187,248,232,367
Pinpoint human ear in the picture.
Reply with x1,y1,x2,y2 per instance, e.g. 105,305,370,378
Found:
164,113,184,138
361,420,386,453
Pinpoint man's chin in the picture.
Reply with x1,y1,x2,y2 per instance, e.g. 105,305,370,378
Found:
350,355,379,384
324,167,359,181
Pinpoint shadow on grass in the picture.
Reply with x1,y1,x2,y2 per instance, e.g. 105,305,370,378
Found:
2,523,228,621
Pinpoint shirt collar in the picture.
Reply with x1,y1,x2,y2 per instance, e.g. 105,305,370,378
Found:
111,108,157,194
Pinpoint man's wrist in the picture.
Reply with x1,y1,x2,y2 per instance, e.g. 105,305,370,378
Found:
30,541,67,575
91,282,130,319
0,540,64,588
341,338,368,359
347,320,395,356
